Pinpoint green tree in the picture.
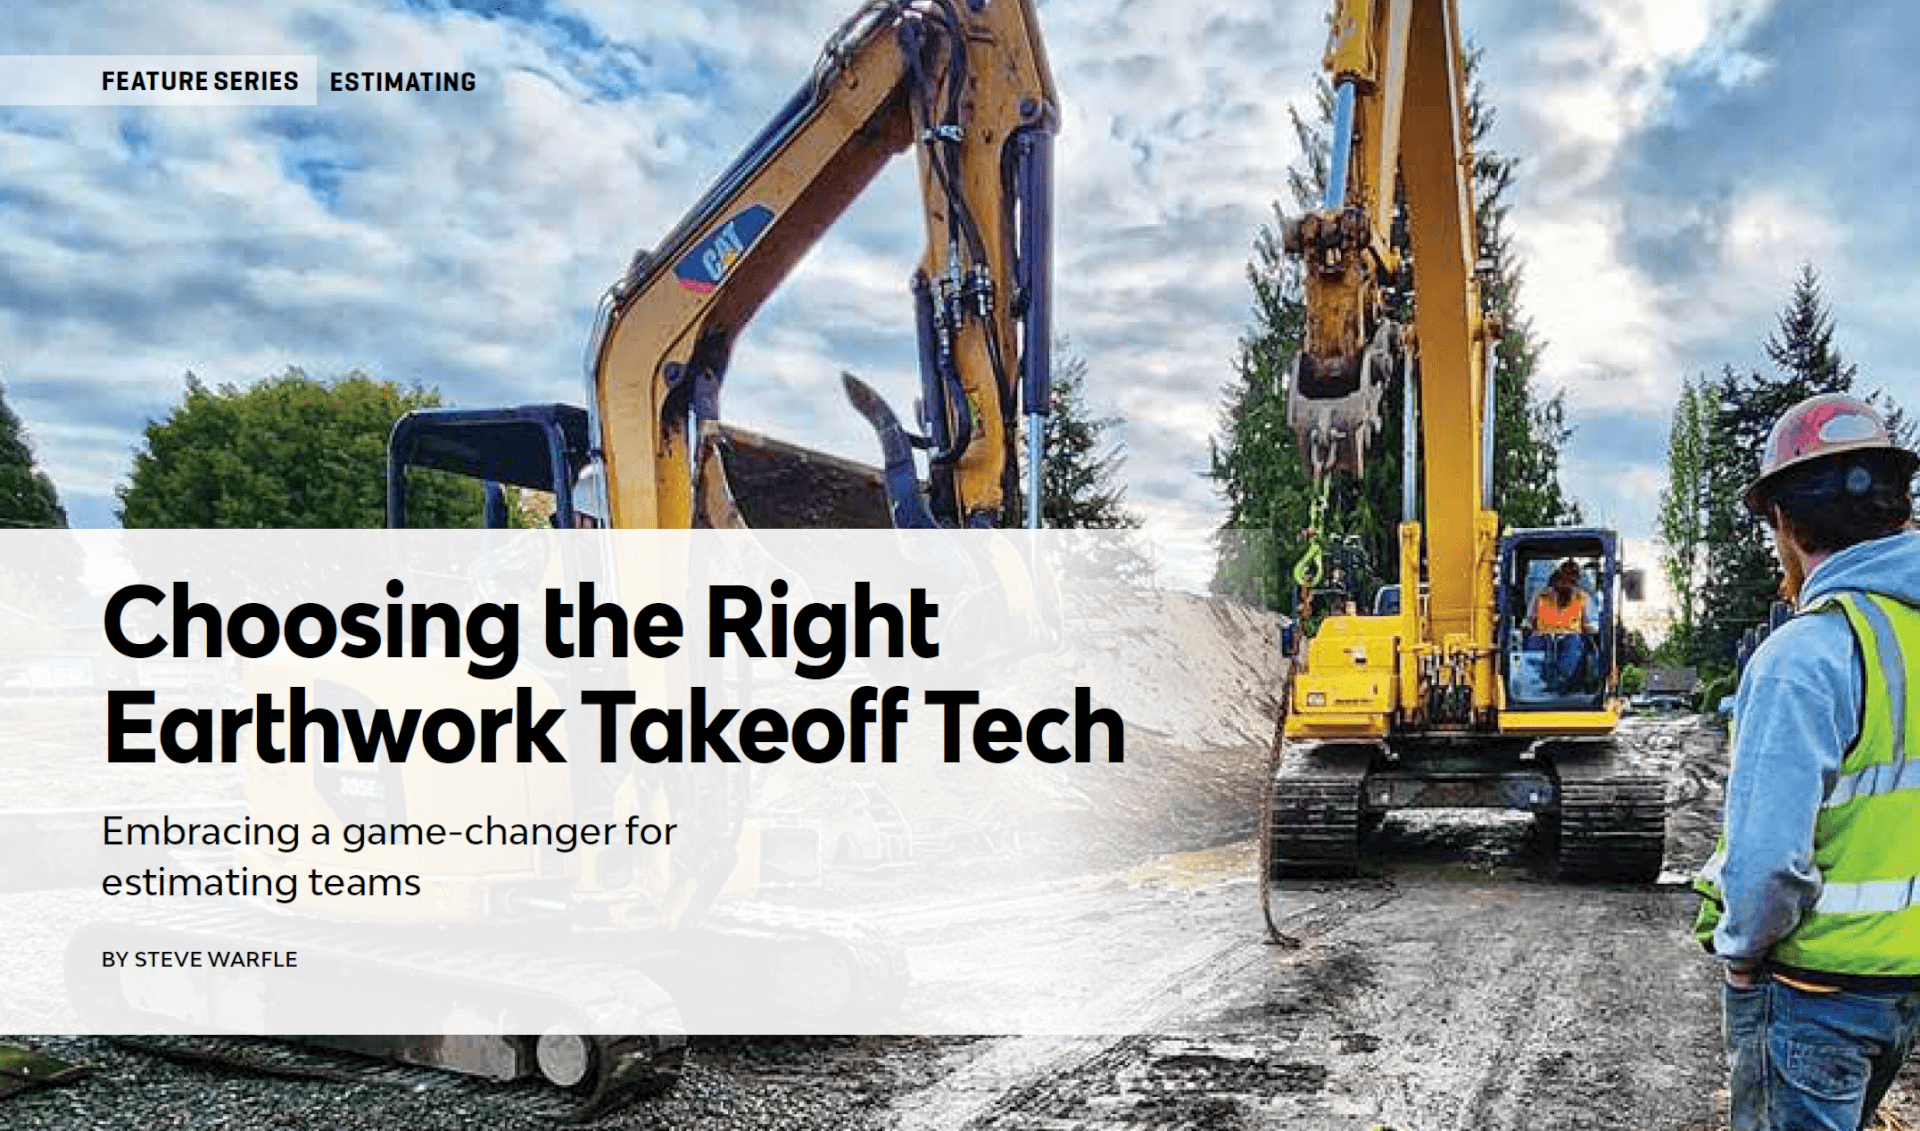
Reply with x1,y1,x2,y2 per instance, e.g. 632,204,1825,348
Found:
117,369,480,529
994,342,1140,531
1209,51,1578,611
1655,375,1710,660
1693,266,1863,669
0,378,67,528
1041,344,1139,529
1208,193,1314,610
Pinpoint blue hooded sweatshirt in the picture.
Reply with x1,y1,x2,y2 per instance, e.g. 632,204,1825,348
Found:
1705,528,1920,969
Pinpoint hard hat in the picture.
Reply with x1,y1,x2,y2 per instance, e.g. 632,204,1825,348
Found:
1743,393,1918,516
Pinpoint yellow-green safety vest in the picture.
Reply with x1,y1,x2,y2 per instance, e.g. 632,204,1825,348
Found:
1693,590,1920,977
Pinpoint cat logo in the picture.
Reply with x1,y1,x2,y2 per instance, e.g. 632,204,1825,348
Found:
674,204,775,294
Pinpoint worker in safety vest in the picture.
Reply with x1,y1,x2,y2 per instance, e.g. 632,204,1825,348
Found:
1533,561,1590,632
1692,392,1920,1131
1531,560,1592,692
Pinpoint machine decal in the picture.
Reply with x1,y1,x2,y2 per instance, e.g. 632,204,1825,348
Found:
674,204,775,294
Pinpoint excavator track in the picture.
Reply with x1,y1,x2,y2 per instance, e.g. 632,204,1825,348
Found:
1265,742,1377,881
98,1033,680,1123
62,899,907,1116
64,905,690,1120
1542,740,1668,883
659,903,911,1029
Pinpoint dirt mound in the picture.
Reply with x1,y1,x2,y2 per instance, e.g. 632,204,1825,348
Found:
966,585,1287,862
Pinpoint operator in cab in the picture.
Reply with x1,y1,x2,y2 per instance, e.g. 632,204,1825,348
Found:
1531,560,1593,693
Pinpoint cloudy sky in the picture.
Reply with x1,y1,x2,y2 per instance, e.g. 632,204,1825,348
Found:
0,0,1908,593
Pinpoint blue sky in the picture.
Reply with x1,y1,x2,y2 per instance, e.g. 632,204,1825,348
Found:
0,0,1911,595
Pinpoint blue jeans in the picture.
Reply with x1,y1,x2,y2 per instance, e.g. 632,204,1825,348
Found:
1724,977,1920,1130
1542,633,1586,693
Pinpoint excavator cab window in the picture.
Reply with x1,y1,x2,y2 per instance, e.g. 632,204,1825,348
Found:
385,404,592,529
1498,529,1621,711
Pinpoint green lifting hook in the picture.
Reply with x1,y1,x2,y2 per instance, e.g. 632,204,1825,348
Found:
1292,475,1333,591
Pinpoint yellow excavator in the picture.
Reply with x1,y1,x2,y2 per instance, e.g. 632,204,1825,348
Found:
389,0,1057,535
67,0,1058,1117
1260,0,1665,911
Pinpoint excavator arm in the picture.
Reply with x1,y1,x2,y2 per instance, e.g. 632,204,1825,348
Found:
1283,0,1500,730
588,0,1058,531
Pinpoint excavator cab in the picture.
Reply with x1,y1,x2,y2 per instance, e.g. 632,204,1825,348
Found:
1498,528,1625,712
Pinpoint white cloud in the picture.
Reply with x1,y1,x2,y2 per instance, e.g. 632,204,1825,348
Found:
1511,207,1674,413
1,0,1903,599
1723,185,1840,273
1458,0,1798,551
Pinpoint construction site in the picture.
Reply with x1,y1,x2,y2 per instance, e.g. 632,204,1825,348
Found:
3,0,1919,1127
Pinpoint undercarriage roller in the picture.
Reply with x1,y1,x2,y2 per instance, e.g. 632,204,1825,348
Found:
568,1035,687,1122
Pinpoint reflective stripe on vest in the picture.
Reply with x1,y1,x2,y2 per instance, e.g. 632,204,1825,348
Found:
1772,590,1920,977
1814,875,1918,915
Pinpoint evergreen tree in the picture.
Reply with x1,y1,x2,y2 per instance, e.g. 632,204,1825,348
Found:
1209,51,1578,611
1041,343,1139,529
1764,264,1857,389
1209,192,1314,609
1655,375,1709,660
1693,267,1862,669
0,378,68,528
117,369,481,529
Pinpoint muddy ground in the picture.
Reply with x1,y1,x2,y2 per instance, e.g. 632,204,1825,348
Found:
12,710,1918,1130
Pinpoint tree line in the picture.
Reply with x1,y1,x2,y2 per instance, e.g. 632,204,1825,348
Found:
0,347,1140,532
1656,265,1908,681
0,379,66,529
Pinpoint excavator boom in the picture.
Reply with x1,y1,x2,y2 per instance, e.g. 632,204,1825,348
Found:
1285,0,1497,724
587,0,1058,531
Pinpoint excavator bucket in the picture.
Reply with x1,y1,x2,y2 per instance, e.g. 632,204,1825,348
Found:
694,422,892,529
1284,348,1386,480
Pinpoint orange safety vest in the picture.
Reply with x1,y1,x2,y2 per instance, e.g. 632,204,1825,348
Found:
1534,590,1587,633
